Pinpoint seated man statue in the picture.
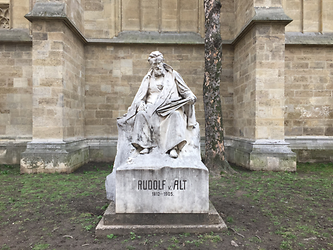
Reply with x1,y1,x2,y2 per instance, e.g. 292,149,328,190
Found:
106,51,200,200
118,51,197,158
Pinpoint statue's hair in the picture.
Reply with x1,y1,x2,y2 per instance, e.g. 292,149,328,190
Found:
148,51,164,64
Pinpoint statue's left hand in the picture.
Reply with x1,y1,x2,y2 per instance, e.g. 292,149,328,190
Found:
188,95,197,105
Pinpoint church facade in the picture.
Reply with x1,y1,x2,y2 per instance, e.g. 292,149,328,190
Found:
0,0,332,173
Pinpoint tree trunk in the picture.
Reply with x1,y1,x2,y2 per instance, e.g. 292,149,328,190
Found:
203,0,235,175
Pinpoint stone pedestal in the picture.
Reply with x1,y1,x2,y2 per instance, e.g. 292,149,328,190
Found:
97,50,227,236
96,154,227,236
116,159,208,213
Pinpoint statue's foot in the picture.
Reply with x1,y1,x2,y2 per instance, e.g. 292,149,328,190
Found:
169,149,178,158
140,148,149,154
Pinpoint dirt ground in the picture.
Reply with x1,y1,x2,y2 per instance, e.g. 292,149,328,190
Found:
0,162,332,250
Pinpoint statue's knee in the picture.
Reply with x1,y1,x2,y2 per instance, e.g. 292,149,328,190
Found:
170,109,181,116
135,111,149,124
169,110,183,121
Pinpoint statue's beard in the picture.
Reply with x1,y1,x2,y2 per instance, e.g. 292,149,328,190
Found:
153,68,164,76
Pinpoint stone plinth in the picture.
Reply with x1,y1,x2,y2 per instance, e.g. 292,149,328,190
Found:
20,140,89,173
96,154,226,236
95,201,227,236
116,155,209,214
226,138,297,171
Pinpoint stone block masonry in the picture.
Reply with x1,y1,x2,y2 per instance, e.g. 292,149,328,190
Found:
0,43,32,164
84,44,208,138
1,1,332,171
284,45,333,162
285,45,333,137
227,8,297,171
20,3,88,173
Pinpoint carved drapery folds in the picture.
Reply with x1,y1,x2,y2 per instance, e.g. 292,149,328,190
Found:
0,4,9,29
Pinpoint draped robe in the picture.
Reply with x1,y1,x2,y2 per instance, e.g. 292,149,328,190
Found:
106,65,199,201
118,64,197,153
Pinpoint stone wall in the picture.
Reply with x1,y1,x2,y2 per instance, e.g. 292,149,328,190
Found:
254,23,286,140
0,43,32,164
64,0,84,32
121,0,202,33
62,21,85,140
32,0,84,32
228,16,296,171
220,45,234,136
285,45,333,137
83,0,205,39
283,0,333,33
0,0,332,170
234,0,254,36
84,43,234,138
11,0,30,30
220,0,235,41
84,44,207,138
0,44,32,138
83,0,119,38
31,20,65,140
233,27,256,139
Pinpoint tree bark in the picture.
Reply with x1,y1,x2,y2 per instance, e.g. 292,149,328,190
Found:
203,0,235,175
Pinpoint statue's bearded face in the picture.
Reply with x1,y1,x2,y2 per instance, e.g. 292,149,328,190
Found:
151,58,164,76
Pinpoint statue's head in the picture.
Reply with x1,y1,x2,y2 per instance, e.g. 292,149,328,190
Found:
148,51,165,76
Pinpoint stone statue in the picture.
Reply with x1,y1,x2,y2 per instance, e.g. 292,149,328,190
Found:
106,51,202,201
100,52,221,230
117,51,197,158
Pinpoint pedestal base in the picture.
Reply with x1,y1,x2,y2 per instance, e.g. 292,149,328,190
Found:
116,156,209,213
95,201,227,237
226,138,297,171
20,140,89,173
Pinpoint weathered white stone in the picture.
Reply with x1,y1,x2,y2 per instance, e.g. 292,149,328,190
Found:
116,155,209,213
105,51,209,214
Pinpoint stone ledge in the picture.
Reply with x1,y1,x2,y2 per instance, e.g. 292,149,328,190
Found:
20,139,89,173
25,2,66,18
231,7,292,45
225,137,296,171
0,29,32,42
285,136,333,163
87,31,204,45
86,137,118,162
285,136,333,149
95,201,227,236
253,7,292,23
25,2,86,44
286,32,333,45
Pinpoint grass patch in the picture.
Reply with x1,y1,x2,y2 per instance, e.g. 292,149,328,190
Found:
0,162,332,249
